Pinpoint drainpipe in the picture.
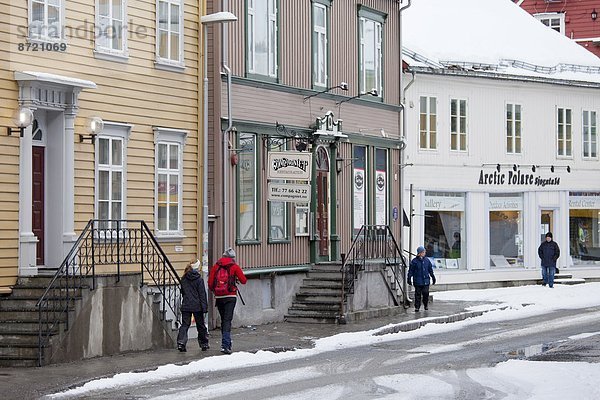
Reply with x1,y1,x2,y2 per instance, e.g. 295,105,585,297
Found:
398,0,411,305
222,0,233,251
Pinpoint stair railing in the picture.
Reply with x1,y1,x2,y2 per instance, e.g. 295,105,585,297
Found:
36,219,181,366
340,225,408,320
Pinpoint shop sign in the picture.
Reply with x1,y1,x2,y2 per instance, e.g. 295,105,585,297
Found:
489,197,523,210
478,169,560,187
267,152,312,180
268,182,311,203
424,195,465,211
569,196,600,209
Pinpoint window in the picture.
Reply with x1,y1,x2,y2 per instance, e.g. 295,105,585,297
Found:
156,0,183,66
268,139,288,241
489,194,524,268
450,99,467,151
247,0,278,78
419,96,437,149
534,13,565,34
557,107,572,157
506,103,522,154
353,145,367,233
569,192,600,266
238,133,259,241
374,148,388,226
295,205,309,236
96,0,127,56
29,0,63,41
312,1,328,88
583,110,598,159
96,137,124,228
154,127,186,238
358,10,383,97
424,192,466,270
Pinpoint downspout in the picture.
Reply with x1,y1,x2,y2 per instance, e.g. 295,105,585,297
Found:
398,0,411,305
222,0,233,251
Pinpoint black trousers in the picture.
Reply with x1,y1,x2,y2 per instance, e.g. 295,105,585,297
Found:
414,284,430,310
177,311,209,347
215,297,237,349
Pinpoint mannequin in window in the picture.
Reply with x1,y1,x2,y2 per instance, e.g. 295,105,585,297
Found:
450,232,461,259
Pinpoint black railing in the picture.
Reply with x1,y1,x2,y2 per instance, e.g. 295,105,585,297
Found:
340,225,409,319
36,220,181,366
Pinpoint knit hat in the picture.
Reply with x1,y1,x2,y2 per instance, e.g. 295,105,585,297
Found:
416,246,426,254
546,232,553,239
223,248,236,258
191,259,200,270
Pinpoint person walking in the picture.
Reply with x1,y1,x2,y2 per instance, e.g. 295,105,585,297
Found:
408,246,436,312
177,259,209,352
538,232,560,288
208,248,247,354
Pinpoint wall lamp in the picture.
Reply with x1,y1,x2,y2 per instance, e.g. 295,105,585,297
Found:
336,157,358,174
482,163,570,173
592,9,597,21
303,81,349,102
6,106,34,137
79,116,104,143
336,88,379,106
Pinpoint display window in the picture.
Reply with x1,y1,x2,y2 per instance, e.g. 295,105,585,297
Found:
569,193,600,265
424,192,465,270
489,194,524,267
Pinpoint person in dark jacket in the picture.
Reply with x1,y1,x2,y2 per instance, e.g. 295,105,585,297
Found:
408,246,436,312
538,232,560,288
208,248,247,355
177,259,209,352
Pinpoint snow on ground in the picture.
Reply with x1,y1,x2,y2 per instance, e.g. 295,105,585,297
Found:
51,283,600,398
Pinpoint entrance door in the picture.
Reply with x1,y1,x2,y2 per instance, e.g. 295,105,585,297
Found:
32,146,45,265
541,210,554,243
315,147,330,257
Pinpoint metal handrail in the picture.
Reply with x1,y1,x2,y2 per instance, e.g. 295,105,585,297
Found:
36,219,181,366
339,225,408,320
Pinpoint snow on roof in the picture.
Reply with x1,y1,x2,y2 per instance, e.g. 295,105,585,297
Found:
402,0,600,84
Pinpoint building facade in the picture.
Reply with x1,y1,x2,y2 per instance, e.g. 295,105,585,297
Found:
0,0,202,293
518,0,600,58
206,0,406,325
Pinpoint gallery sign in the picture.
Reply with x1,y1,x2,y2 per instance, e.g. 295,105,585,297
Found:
478,169,560,187
267,151,312,180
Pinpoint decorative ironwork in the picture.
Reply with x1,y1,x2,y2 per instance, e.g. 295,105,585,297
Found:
264,122,314,151
36,220,181,366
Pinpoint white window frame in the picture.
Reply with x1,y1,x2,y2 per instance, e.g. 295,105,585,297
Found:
450,98,468,152
534,12,565,35
95,0,128,60
359,16,383,98
153,127,187,239
312,2,328,88
506,103,522,154
28,0,65,42
95,122,132,229
238,133,259,242
247,0,278,78
582,110,598,159
155,0,185,70
557,107,573,157
419,95,437,150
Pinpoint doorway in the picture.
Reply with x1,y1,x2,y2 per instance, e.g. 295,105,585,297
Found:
315,147,330,259
540,210,554,243
32,146,45,265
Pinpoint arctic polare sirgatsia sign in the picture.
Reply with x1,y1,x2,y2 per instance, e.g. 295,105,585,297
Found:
267,151,312,180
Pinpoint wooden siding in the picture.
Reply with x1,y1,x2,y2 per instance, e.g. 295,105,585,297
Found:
0,0,202,290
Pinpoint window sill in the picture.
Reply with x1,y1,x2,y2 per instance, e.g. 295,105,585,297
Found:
155,233,186,243
94,50,129,63
27,36,66,44
155,60,186,73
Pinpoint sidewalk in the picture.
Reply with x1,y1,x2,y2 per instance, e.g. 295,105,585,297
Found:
1,299,480,399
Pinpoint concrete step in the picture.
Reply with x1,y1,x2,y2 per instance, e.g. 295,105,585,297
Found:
0,332,41,345
0,297,78,310
286,307,338,317
301,280,342,289
306,272,342,281
555,278,586,285
0,356,39,368
290,302,339,311
297,287,342,296
0,309,68,323
295,294,340,303
0,342,43,358
555,273,573,279
0,321,58,333
10,286,84,298
310,264,342,272
284,314,338,324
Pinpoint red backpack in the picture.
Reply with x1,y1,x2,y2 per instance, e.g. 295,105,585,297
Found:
213,262,235,296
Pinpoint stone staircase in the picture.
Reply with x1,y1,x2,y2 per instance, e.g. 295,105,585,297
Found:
0,275,85,367
285,264,342,324
554,271,586,285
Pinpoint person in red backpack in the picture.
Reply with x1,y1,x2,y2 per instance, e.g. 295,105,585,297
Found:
208,248,247,354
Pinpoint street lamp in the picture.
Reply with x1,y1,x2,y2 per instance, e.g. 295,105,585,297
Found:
200,11,237,273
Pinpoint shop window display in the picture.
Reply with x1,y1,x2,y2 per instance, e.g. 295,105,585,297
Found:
424,208,464,269
569,209,600,265
489,210,524,267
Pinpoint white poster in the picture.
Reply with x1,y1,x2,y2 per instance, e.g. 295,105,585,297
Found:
375,170,386,225
353,168,365,230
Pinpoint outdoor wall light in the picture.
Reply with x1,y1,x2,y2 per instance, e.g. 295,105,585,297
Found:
79,116,104,143
551,165,555,173
513,164,518,171
532,165,536,172
496,163,501,173
592,9,597,21
336,88,379,105
303,81,349,102
6,106,34,137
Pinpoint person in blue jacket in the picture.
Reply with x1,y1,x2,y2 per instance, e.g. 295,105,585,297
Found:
408,246,436,312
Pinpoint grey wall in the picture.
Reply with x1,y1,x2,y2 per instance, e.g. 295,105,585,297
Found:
349,265,396,312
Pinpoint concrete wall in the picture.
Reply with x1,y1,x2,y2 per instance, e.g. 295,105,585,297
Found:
349,265,397,312
48,274,174,364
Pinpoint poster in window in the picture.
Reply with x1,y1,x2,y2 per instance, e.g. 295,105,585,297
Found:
353,168,365,230
375,170,386,225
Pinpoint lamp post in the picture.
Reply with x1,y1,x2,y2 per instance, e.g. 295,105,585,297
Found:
200,11,237,273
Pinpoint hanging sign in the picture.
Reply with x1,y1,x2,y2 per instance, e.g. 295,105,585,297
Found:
267,152,312,180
